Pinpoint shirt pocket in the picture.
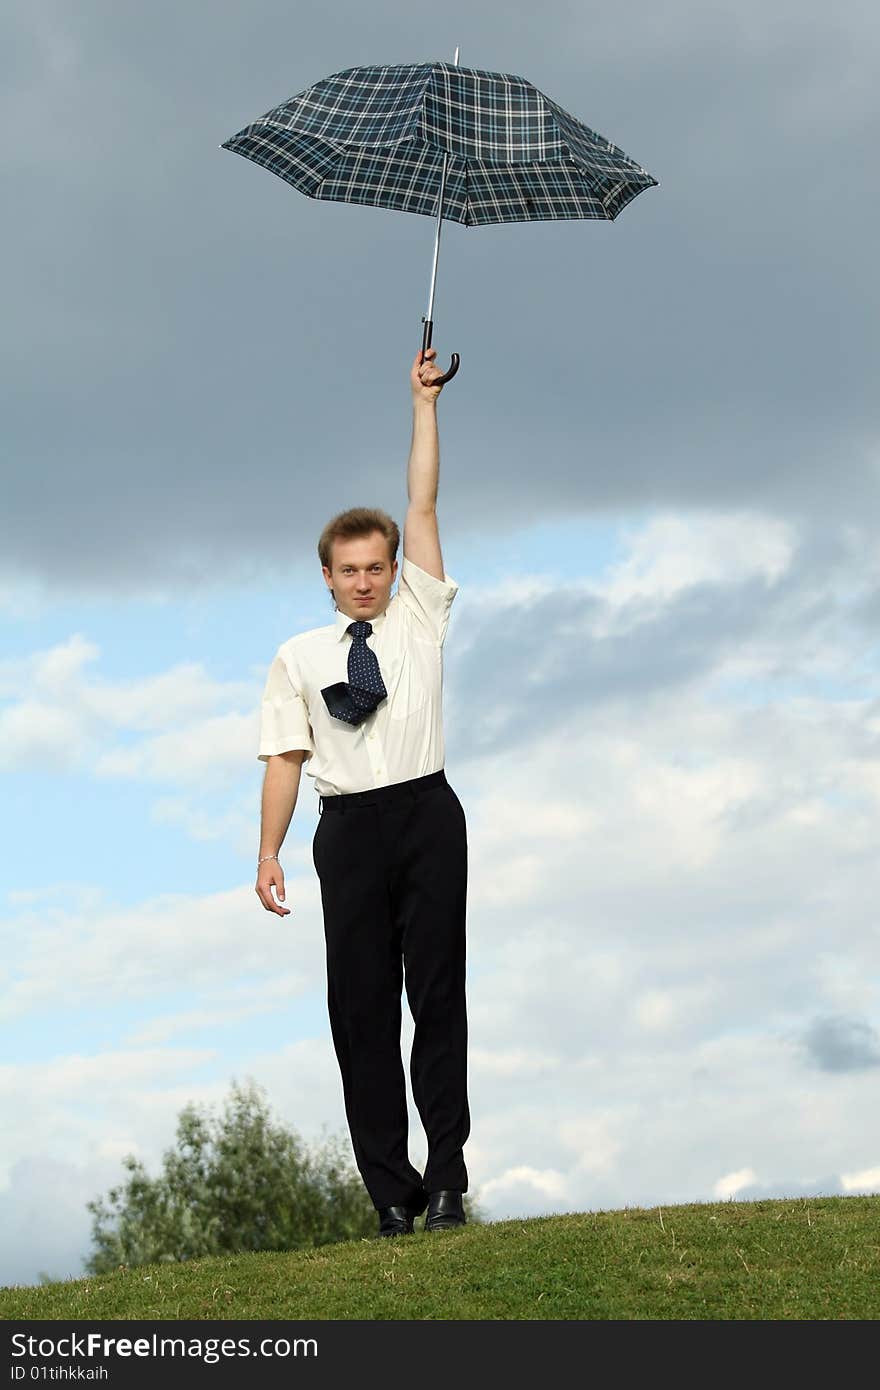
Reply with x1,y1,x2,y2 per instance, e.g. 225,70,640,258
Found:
389,640,437,720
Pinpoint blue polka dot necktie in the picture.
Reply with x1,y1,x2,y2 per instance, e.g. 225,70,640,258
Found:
321,620,388,725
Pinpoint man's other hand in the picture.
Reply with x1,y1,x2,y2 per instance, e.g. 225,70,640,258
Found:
256,861,291,917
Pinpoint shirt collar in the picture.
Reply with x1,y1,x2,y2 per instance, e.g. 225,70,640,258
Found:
334,599,391,642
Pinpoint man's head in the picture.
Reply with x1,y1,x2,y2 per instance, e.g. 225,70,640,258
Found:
318,507,400,622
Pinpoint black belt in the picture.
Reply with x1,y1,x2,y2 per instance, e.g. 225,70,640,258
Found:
318,768,447,814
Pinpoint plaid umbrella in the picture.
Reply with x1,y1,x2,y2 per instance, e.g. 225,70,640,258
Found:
222,49,658,385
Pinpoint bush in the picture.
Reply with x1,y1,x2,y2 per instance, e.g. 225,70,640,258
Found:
85,1078,377,1273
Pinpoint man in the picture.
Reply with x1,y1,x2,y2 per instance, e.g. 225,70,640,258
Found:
255,346,470,1238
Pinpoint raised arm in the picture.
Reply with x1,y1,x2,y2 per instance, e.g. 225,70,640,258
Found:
405,348,447,580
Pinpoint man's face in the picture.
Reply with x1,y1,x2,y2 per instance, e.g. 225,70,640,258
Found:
324,532,398,621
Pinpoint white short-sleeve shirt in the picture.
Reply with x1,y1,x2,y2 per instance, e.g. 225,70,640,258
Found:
258,555,459,795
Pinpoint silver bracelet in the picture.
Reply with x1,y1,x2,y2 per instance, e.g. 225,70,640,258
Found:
258,853,279,866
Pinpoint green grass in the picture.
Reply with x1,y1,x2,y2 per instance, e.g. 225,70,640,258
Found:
2,1196,878,1321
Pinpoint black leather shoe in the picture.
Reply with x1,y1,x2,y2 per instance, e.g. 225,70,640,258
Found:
377,1197,428,1237
424,1190,466,1231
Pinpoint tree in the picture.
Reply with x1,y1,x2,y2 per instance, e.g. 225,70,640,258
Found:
84,1078,377,1273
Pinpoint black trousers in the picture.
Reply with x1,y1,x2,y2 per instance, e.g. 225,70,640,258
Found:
312,768,470,1211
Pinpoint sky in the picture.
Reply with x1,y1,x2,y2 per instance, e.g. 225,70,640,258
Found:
2,0,880,1287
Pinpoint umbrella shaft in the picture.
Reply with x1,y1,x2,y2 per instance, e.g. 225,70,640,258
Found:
424,46,459,326
426,151,450,323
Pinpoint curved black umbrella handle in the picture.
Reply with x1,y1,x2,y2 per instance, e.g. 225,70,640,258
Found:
420,318,460,385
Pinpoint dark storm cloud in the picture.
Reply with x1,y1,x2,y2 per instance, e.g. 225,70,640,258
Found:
446,574,769,757
801,1016,880,1073
443,512,864,756
2,1,879,593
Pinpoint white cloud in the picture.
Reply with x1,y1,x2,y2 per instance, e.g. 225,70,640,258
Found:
0,637,259,778
94,712,259,785
148,791,259,849
557,1113,623,1177
595,511,796,614
713,1167,759,1199
478,1166,570,1202
0,1048,219,1190
122,973,309,1045
0,700,87,770
807,955,880,1017
840,1164,880,1194
633,990,676,1031
470,1047,562,1080
1,881,324,1022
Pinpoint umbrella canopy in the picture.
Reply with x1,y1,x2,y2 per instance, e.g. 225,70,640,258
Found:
222,58,658,383
222,60,657,225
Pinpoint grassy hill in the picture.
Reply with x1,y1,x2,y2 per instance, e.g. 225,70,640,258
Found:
1,1196,878,1321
